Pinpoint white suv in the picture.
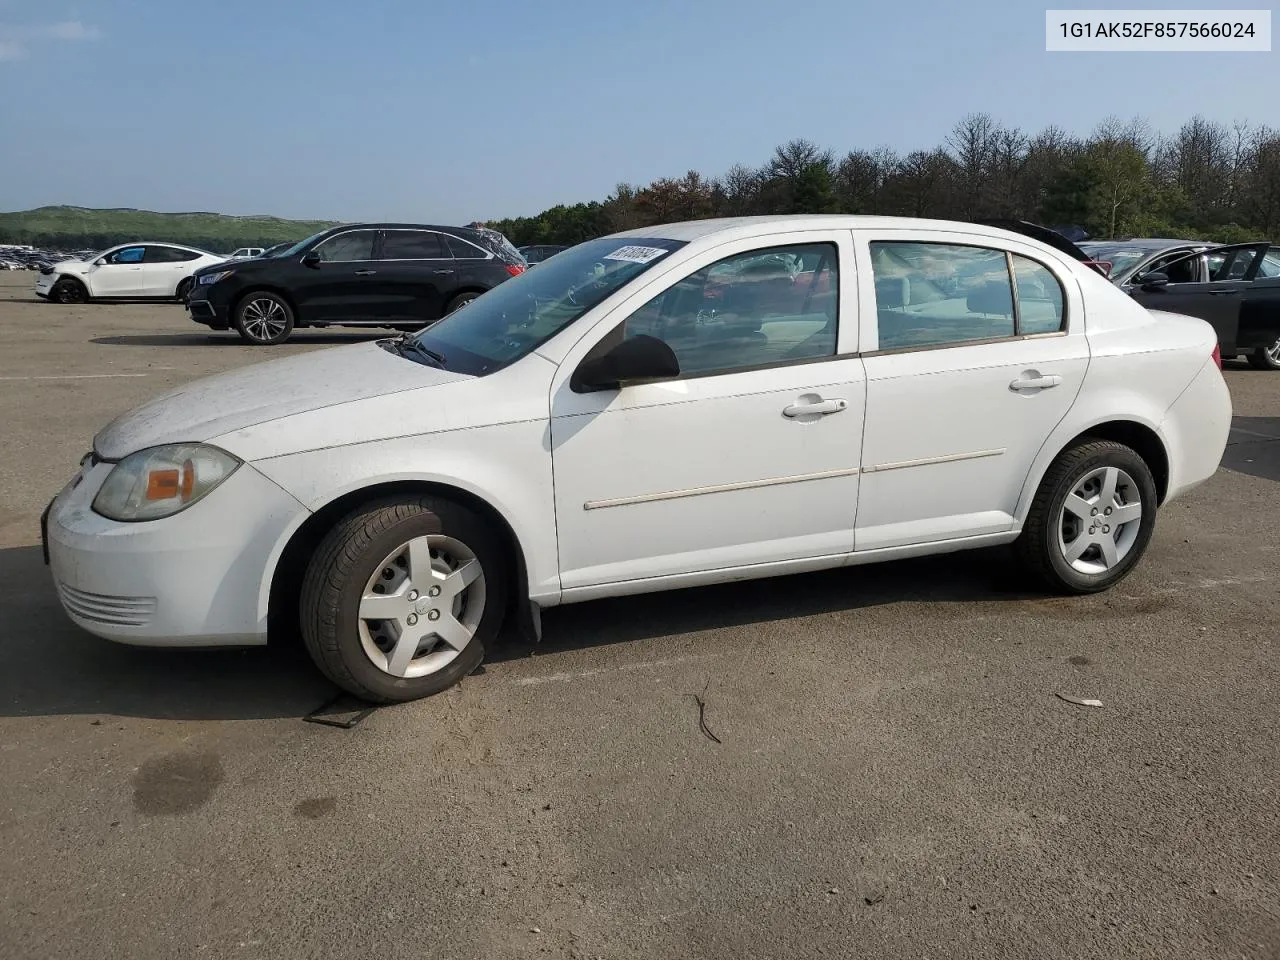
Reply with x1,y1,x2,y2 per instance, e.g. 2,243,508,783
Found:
34,242,226,303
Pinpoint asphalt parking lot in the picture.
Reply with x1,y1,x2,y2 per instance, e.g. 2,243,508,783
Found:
1,271,1278,960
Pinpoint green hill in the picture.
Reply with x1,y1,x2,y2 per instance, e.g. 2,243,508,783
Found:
0,205,341,254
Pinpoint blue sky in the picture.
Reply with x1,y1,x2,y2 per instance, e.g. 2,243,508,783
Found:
0,0,1274,222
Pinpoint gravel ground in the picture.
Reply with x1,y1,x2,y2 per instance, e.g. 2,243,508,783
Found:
1,273,1277,960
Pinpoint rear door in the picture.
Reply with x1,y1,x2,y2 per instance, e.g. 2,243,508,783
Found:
374,229,450,324
853,231,1089,551
294,229,380,322
141,245,196,297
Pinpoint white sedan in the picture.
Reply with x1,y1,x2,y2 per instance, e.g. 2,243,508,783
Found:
34,242,225,303
44,216,1232,703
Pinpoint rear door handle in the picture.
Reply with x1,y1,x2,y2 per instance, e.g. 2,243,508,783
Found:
354,269,377,276
433,268,455,275
782,397,847,418
1208,290,1238,295
1009,374,1062,392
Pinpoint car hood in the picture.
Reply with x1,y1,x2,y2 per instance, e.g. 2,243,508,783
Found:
52,258,91,274
93,342,470,460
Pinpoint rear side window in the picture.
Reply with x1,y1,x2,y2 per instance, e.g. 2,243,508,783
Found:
381,231,446,260
445,235,490,259
145,246,197,263
869,242,1065,350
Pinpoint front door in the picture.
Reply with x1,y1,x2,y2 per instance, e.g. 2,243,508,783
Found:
550,232,864,590
853,233,1090,551
91,245,148,297
294,229,381,323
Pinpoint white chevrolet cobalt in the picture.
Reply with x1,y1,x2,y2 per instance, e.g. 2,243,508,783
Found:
44,216,1232,703
35,242,225,303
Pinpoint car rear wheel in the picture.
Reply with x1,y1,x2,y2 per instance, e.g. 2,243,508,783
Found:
1247,337,1280,370
1015,439,1157,594
234,292,294,345
51,278,88,304
299,495,509,703
445,291,479,314
175,278,193,303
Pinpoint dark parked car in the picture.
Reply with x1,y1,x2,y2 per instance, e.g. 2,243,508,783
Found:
1125,242,1280,369
1078,238,1215,286
187,223,527,344
518,244,568,266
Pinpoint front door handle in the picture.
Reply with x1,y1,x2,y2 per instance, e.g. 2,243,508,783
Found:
782,397,848,418
1009,374,1063,392
354,269,377,276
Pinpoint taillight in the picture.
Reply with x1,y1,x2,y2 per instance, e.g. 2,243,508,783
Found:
504,263,525,277
1211,343,1222,369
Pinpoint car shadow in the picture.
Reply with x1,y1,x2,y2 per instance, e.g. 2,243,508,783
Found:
1222,415,1280,483
490,546,1040,664
0,545,336,722
91,332,391,348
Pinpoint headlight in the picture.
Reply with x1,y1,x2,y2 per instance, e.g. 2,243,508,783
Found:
92,444,241,522
198,270,235,285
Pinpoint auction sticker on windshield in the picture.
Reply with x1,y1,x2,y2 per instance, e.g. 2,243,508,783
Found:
604,245,669,264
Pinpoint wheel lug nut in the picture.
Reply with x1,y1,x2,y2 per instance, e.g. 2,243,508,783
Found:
407,590,419,601
1104,507,1112,516
1103,525,1110,534
406,614,418,625
1091,508,1099,516
428,586,441,597
427,610,440,621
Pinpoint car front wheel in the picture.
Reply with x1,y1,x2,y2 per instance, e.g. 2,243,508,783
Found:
51,278,88,304
1015,439,1157,594
234,292,294,345
299,496,509,703
1248,337,1280,370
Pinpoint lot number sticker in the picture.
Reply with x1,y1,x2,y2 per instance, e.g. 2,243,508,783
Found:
604,245,668,264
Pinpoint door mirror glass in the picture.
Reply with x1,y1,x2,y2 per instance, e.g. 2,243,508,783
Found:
572,334,680,392
1138,271,1169,290
301,250,321,267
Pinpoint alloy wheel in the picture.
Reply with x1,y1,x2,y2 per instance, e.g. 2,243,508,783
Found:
1268,336,1280,366
1057,466,1143,575
241,298,288,341
357,535,486,678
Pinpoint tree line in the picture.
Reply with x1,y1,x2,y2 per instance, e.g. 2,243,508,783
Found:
488,113,1280,248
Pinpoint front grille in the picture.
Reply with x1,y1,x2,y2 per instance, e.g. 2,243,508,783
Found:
56,583,156,627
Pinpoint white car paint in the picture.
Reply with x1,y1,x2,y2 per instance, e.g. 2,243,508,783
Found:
46,215,1231,651
34,242,225,300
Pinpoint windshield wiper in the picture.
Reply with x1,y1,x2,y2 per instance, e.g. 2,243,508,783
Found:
389,334,446,369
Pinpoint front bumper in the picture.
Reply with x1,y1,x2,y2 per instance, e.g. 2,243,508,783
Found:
45,456,308,647
186,290,230,329
34,274,55,298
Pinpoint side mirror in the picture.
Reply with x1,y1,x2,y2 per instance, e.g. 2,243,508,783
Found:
1138,271,1169,291
94,258,106,266
301,250,321,267
572,334,680,392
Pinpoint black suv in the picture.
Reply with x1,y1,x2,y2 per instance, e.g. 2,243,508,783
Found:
187,223,527,344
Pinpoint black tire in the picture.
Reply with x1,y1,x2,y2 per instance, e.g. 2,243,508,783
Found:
445,291,480,314
1247,341,1280,370
175,278,193,303
1014,439,1158,594
51,278,88,304
234,291,294,345
299,495,509,703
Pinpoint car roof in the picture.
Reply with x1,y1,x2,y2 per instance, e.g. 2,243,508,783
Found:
1080,238,1207,248
325,222,481,234
608,215,1094,253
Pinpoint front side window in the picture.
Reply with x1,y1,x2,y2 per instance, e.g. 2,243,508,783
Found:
610,243,839,377
380,230,445,260
313,230,376,263
406,236,685,376
870,242,1065,350
1142,250,1200,284
107,246,145,265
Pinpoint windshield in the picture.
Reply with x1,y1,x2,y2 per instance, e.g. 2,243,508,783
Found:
406,236,685,375
277,229,332,259
1078,243,1167,278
